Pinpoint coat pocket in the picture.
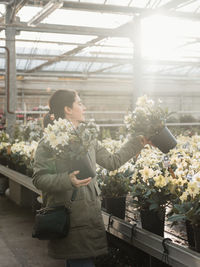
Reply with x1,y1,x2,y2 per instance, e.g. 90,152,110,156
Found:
70,199,89,228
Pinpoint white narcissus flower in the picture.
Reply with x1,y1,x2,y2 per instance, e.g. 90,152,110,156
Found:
191,172,200,188
43,118,99,157
153,175,167,188
0,142,11,150
9,141,38,160
174,176,188,187
124,114,132,125
180,191,189,202
109,170,118,176
136,95,154,107
101,138,123,153
187,182,200,198
139,166,155,182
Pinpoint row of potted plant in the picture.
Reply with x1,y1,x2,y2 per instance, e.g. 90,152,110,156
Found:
96,134,200,252
0,95,199,252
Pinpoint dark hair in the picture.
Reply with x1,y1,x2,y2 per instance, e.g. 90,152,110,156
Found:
43,113,54,128
48,89,77,120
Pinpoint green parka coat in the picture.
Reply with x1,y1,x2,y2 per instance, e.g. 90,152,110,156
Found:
32,136,143,260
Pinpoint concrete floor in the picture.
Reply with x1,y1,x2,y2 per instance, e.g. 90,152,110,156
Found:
0,195,66,267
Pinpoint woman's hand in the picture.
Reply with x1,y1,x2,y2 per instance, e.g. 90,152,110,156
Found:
136,136,156,160
139,135,155,147
69,170,92,187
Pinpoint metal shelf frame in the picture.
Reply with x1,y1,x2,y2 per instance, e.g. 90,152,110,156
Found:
102,212,200,267
0,164,199,267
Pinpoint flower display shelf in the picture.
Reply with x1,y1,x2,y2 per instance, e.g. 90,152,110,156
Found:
0,164,41,206
0,164,40,194
102,211,200,267
1,164,200,267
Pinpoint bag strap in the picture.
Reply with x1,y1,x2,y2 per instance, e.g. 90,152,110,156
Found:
71,188,77,202
67,188,78,210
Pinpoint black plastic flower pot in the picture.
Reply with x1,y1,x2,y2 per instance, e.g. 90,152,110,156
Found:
185,220,195,249
104,196,126,219
140,208,165,237
193,224,200,252
150,126,177,154
101,197,106,210
15,164,27,175
70,153,96,180
0,156,7,166
0,177,9,195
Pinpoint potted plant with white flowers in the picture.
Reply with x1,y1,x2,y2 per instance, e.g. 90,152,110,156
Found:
0,131,10,195
168,179,200,252
43,118,99,180
8,141,38,176
131,145,180,236
124,95,177,153
95,138,133,219
0,131,10,167
97,162,133,219
166,134,200,251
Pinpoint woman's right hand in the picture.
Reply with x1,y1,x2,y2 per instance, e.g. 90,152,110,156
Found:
69,170,92,187
139,135,155,147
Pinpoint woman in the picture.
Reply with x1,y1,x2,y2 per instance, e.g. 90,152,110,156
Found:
32,89,150,267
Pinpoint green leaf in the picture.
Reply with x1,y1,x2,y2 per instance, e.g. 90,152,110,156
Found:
168,214,186,222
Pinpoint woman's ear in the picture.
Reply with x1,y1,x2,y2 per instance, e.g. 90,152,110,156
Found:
64,106,72,115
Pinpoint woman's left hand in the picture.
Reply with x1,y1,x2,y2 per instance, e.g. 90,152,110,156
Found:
69,170,92,188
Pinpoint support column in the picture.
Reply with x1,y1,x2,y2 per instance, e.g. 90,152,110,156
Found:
131,15,142,109
5,4,17,139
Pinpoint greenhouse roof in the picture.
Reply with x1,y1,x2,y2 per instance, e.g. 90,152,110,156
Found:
0,0,200,82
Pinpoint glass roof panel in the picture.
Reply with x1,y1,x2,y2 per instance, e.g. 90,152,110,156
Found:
42,61,114,72
106,0,131,6
99,37,133,47
104,64,132,73
16,59,46,70
76,48,132,60
0,0,200,79
82,0,104,3
177,1,200,12
43,9,132,28
16,41,77,56
141,15,200,60
16,31,95,43
128,0,167,8
17,6,43,22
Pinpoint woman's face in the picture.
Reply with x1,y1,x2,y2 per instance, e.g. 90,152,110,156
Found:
65,94,86,126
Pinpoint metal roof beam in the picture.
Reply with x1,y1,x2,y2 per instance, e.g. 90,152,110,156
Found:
1,53,200,66
25,36,104,73
90,63,125,74
2,52,200,67
1,69,200,80
0,53,132,63
0,21,132,37
25,19,135,73
159,0,197,10
26,0,200,21
27,1,144,15
0,37,132,48
12,0,29,14
27,0,63,26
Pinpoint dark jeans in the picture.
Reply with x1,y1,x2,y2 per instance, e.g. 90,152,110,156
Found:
66,258,95,267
